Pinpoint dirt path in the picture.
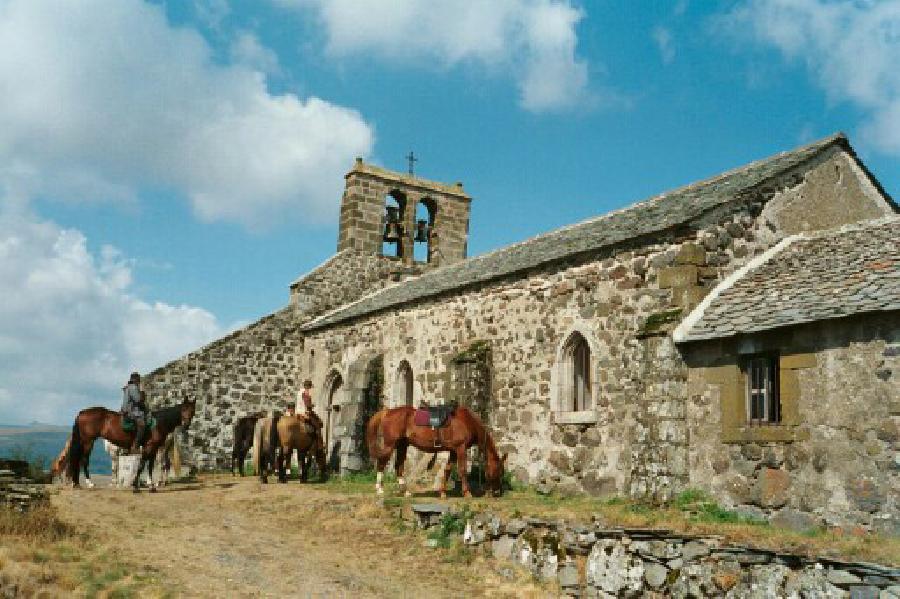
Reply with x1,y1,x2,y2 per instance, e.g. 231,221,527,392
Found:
52,476,539,597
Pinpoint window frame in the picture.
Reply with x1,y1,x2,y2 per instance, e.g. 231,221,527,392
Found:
744,353,781,425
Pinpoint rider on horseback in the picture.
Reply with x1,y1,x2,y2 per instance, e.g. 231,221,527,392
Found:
299,380,324,450
121,371,147,453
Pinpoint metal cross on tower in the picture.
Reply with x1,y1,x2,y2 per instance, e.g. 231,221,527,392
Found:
406,151,417,176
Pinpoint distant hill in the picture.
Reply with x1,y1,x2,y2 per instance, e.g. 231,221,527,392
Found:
0,423,111,474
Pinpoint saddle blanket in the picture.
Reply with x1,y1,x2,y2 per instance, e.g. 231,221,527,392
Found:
122,416,157,433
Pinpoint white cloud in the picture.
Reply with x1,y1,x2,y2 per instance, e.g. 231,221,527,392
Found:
653,26,675,64
230,31,282,76
721,0,900,155
0,208,229,425
276,0,590,113
0,0,375,228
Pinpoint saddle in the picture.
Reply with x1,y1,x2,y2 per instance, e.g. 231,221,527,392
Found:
414,404,456,448
414,404,455,428
121,416,156,444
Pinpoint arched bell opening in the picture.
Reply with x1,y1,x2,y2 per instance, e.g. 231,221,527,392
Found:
382,191,407,258
413,198,437,263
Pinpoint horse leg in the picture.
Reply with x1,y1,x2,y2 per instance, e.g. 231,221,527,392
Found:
456,446,471,498
300,450,310,482
394,441,410,497
82,440,95,489
439,453,455,499
277,447,287,484
147,448,158,492
375,452,392,496
132,453,147,493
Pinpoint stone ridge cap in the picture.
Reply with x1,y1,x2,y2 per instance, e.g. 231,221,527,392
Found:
302,134,848,332
145,305,295,378
348,161,471,199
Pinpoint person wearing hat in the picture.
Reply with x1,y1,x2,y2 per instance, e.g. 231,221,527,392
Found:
299,379,324,457
120,372,148,453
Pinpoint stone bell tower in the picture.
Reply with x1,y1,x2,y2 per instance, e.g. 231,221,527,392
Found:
336,158,471,267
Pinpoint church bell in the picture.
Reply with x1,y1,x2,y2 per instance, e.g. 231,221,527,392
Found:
414,219,430,243
383,206,402,242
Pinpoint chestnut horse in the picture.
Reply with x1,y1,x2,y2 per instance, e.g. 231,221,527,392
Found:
366,405,506,498
68,398,196,492
253,415,327,484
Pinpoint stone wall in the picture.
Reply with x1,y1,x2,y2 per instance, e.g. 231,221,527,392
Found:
289,249,421,313
143,307,304,470
683,312,900,534
304,200,785,496
409,506,900,597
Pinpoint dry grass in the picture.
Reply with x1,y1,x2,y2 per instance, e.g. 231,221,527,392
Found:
0,503,172,597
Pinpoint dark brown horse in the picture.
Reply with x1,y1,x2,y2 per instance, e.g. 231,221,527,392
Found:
231,412,263,476
366,405,506,498
68,398,196,492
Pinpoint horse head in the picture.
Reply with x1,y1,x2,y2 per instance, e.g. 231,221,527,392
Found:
485,451,508,497
180,398,197,429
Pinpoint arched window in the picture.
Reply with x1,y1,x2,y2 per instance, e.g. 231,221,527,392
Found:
413,198,436,263
562,332,592,412
395,360,414,407
382,191,406,258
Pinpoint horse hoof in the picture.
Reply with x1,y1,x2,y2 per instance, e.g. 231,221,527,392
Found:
376,487,384,495
463,491,472,498
404,490,412,498
132,487,140,494
149,487,157,494
439,492,447,499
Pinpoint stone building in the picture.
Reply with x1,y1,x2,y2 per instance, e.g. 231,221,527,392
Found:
144,133,898,529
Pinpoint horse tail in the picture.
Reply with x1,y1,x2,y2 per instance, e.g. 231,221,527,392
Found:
425,453,438,471
67,416,82,481
366,409,393,462
172,433,182,478
252,418,264,477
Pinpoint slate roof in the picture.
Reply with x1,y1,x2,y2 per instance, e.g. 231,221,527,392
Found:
674,217,900,342
302,133,854,332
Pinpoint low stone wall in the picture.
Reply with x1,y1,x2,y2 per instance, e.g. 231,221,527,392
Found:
0,461,48,512
410,505,900,597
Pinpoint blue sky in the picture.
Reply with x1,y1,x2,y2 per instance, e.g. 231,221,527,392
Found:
1,0,898,424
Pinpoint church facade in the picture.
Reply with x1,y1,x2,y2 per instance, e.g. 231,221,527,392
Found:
144,134,898,531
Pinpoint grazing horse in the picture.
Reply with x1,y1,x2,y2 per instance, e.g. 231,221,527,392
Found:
275,415,327,483
231,413,263,476
68,398,196,492
366,405,506,498
51,436,72,484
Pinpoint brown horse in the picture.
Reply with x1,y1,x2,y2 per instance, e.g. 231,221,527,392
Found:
276,415,327,483
253,415,327,484
366,405,506,498
68,398,196,492
51,436,72,484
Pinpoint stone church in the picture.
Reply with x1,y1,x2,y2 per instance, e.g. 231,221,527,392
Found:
144,133,899,531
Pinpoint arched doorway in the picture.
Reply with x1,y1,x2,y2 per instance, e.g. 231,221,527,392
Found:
323,371,344,472
358,355,384,465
